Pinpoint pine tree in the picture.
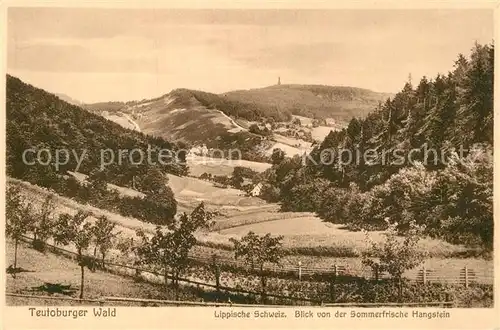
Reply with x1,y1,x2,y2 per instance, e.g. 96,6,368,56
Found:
456,43,494,145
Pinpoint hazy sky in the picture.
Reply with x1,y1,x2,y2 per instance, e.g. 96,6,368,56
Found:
7,8,493,103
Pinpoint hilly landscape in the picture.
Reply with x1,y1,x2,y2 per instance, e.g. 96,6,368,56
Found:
5,43,494,308
82,84,390,162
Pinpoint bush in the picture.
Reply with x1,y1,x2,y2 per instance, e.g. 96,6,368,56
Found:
249,124,272,136
280,178,330,212
259,183,281,203
32,239,47,253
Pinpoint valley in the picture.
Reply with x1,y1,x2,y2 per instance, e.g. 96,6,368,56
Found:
7,172,493,307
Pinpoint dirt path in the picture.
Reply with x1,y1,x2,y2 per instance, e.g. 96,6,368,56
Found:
121,112,141,132
214,109,246,131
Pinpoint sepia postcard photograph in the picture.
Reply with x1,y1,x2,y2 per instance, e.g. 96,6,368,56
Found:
1,1,499,329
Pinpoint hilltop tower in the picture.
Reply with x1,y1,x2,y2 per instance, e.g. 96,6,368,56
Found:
277,77,281,85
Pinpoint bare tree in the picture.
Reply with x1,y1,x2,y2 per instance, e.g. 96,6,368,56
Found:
362,219,427,301
136,202,213,300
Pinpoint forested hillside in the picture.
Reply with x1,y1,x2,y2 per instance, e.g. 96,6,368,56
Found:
260,43,494,251
222,85,391,121
88,88,275,163
7,75,187,180
6,75,189,223
82,101,128,113
188,89,292,122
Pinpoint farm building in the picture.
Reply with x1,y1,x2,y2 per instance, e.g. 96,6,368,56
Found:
189,144,208,156
250,182,263,196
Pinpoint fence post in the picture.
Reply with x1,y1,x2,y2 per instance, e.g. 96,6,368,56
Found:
445,293,452,308
422,266,427,285
329,264,338,303
215,271,221,297
464,266,469,288
298,261,302,281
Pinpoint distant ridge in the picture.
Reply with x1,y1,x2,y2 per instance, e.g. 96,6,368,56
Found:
54,93,83,106
85,83,391,123
221,84,392,121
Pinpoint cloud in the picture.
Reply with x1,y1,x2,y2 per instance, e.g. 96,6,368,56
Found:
6,8,494,101
8,40,158,73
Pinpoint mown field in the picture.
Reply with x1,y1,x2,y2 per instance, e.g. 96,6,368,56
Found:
167,173,267,209
290,115,343,142
214,216,466,255
158,174,485,259
186,155,272,177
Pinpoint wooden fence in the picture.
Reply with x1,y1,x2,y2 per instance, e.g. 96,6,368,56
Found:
6,293,454,308
189,253,493,286
17,234,494,289
8,237,479,307
16,235,322,305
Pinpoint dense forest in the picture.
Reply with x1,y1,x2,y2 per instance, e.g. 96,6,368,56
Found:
6,75,187,223
223,84,390,120
186,88,292,122
259,43,494,251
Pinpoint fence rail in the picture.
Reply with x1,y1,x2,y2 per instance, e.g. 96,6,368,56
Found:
8,237,490,307
6,293,105,304
9,178,493,284
6,293,454,308
17,234,494,289
185,253,493,285
15,235,322,305
182,253,493,284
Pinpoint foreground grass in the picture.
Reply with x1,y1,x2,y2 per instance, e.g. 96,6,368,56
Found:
5,241,203,306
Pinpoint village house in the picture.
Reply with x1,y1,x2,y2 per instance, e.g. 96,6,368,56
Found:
250,182,263,196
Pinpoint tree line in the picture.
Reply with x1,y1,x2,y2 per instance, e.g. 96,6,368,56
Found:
188,89,292,122
6,185,208,299
199,166,260,193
